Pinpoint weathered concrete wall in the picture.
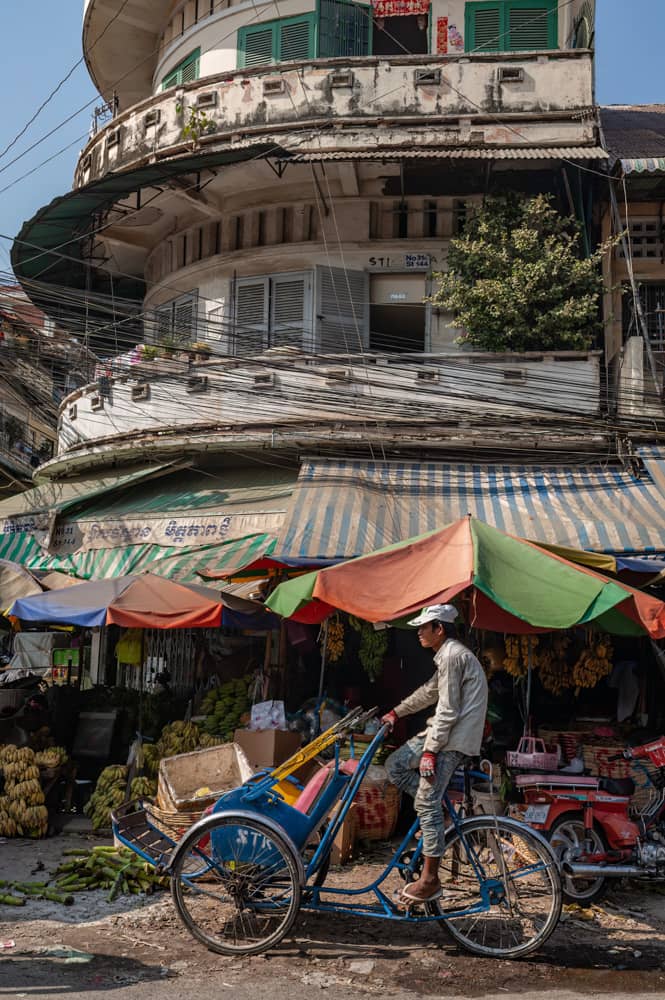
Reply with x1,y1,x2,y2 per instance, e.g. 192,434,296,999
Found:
57,351,601,454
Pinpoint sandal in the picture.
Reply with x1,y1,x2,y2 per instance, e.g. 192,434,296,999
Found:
401,883,443,903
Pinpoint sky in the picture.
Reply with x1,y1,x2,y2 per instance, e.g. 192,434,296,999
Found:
0,0,661,272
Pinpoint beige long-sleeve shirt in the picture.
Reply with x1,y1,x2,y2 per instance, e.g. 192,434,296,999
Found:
394,638,488,756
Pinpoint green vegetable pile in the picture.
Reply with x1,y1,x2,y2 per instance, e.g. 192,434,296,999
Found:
0,879,73,906
54,845,168,901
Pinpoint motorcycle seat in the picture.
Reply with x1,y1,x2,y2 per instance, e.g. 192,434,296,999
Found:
598,776,635,797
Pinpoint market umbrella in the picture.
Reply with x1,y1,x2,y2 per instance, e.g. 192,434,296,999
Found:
265,516,665,638
9,573,237,629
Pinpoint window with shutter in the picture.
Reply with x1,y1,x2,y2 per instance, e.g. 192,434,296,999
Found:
465,1,557,52
238,16,315,68
468,4,502,51
315,266,369,354
151,292,198,346
270,273,311,349
235,278,269,354
241,27,274,68
507,2,553,49
279,19,312,61
161,48,200,89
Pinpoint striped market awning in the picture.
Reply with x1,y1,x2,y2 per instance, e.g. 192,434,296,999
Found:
0,532,276,586
620,157,665,175
274,452,665,562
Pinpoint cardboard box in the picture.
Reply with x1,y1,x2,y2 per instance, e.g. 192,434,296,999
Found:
233,728,302,769
330,803,358,866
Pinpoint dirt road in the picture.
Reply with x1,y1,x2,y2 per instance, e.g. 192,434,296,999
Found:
1,831,664,999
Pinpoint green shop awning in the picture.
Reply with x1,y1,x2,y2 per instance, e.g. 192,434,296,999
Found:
0,530,277,585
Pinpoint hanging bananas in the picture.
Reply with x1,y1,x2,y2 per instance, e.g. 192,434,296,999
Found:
349,616,387,680
323,616,345,663
572,635,614,689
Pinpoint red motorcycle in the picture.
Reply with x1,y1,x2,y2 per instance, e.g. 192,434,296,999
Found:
514,737,665,902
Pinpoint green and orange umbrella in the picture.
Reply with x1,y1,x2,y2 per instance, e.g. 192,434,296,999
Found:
266,516,665,637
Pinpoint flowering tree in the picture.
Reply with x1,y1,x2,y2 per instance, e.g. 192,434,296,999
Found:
432,195,611,353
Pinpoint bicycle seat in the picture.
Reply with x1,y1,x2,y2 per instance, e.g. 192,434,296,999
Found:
599,776,635,797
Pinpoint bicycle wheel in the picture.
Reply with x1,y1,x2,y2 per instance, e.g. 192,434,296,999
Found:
171,813,302,956
430,816,562,959
548,813,607,904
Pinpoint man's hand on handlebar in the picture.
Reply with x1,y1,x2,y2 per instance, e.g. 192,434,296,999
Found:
381,710,399,731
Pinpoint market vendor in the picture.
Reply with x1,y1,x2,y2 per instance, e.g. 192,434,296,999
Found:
382,605,488,904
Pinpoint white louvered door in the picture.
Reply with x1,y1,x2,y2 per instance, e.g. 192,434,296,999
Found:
270,272,312,350
234,278,269,355
315,266,369,354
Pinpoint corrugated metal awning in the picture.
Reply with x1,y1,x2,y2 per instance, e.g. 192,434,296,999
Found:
620,157,665,175
274,453,665,562
283,146,608,163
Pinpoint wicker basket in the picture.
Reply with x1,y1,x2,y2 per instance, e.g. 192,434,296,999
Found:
354,781,400,841
582,745,659,809
145,799,203,840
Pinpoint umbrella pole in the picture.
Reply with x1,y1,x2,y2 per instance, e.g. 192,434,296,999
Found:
526,636,533,730
318,619,329,700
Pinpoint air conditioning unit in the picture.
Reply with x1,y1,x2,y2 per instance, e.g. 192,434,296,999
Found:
253,372,275,388
67,404,77,421
416,369,440,383
131,382,150,402
323,367,352,385
263,78,286,96
498,67,525,84
415,69,441,87
196,91,217,108
90,394,103,411
144,109,161,129
503,369,526,383
186,375,209,393
106,128,121,149
330,71,354,89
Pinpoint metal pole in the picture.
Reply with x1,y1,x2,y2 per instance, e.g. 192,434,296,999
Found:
318,619,329,700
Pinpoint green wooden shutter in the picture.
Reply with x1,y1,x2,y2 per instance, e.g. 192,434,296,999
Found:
278,16,315,62
466,3,502,52
318,0,371,58
161,48,200,89
506,2,556,50
240,25,275,68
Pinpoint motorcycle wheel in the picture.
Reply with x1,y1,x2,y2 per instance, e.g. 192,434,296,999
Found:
548,813,608,904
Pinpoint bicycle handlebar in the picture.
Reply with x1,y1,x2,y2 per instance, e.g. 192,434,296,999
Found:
607,750,632,762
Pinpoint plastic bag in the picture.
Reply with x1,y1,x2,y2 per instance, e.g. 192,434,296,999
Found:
250,700,287,731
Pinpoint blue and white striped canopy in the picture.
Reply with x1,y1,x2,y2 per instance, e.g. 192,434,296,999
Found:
275,450,665,562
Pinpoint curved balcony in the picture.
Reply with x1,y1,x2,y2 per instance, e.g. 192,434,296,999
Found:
44,349,601,476
83,0,171,108
74,50,596,190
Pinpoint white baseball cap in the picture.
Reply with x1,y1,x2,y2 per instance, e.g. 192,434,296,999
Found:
407,604,458,627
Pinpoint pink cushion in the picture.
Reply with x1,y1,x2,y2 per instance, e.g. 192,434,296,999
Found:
293,765,333,814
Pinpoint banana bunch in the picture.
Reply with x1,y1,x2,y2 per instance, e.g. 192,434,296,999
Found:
324,617,344,663
538,635,574,695
0,745,48,837
349,616,388,680
572,635,614,689
84,764,128,830
142,743,161,779
156,719,203,757
503,635,529,678
200,676,252,742
130,776,156,800
35,747,68,769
